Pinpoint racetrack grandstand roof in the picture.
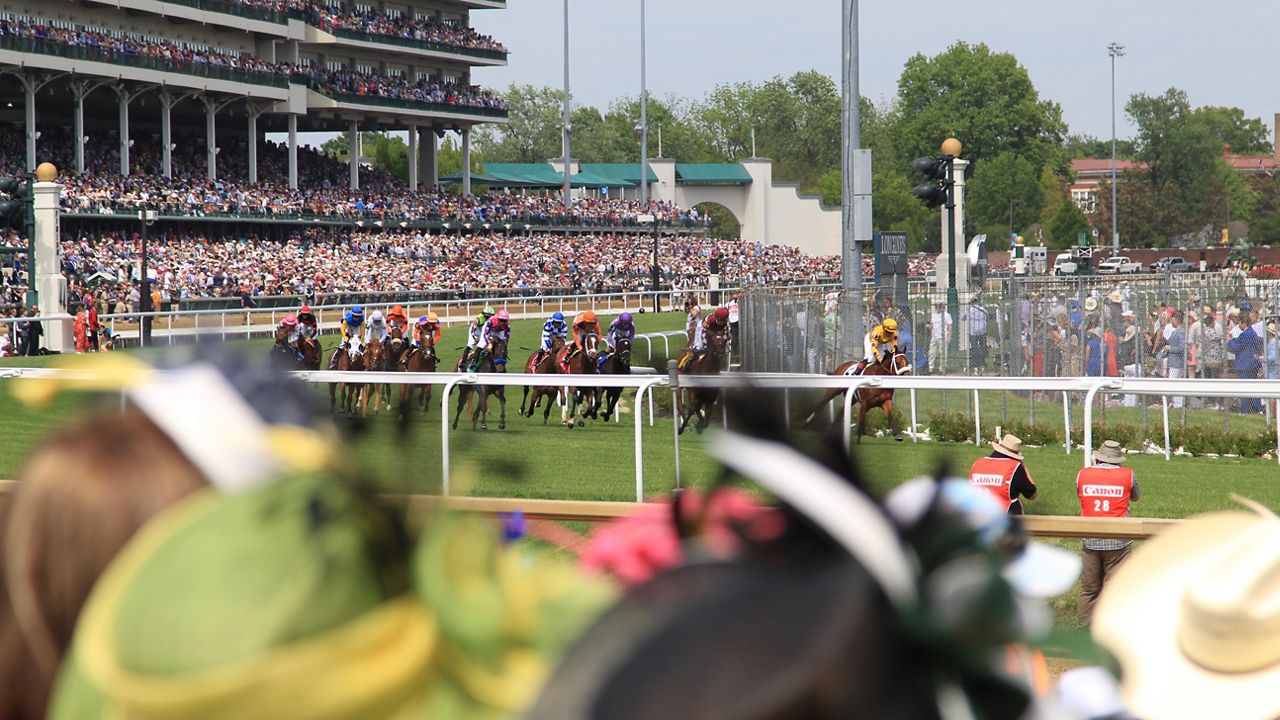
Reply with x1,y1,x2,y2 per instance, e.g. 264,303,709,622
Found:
442,163,636,188
675,163,752,185
577,163,658,185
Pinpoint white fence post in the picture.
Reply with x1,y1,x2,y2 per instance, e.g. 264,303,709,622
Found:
1062,391,1071,454
973,390,981,446
440,376,470,495
1162,395,1171,461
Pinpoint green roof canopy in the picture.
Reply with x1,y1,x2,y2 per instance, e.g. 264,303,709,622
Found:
571,170,633,189
483,163,566,187
675,163,752,186
577,163,658,185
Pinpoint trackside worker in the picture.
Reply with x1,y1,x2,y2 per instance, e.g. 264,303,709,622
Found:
1075,439,1140,624
968,433,1037,515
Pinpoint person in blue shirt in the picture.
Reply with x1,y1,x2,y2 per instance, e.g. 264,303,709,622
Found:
1227,309,1264,413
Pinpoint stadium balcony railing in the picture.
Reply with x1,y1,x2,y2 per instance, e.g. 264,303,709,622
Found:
0,35,289,89
156,0,304,24
61,205,710,230
322,24,507,61
307,83,508,118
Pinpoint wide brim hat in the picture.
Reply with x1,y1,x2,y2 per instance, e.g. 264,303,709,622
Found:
990,433,1024,461
1122,325,1137,342
1093,509,1280,720
1107,291,1123,304
1093,440,1126,465
1084,297,1099,311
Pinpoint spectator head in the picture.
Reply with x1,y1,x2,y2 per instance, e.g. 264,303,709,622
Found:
0,410,207,718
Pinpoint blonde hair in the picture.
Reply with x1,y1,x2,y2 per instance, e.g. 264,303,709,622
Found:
0,409,207,718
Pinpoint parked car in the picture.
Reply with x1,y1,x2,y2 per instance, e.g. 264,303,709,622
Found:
1051,253,1078,276
924,269,937,286
1150,256,1196,273
1097,256,1141,274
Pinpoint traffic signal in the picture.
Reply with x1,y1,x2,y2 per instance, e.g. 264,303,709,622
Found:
0,176,31,230
910,157,950,208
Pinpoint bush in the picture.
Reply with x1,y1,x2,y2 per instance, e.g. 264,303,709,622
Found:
1000,419,1063,447
861,409,907,434
927,412,983,443
1070,423,1140,450
1168,426,1277,458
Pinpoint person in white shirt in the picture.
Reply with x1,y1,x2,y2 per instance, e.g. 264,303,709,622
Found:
928,300,953,372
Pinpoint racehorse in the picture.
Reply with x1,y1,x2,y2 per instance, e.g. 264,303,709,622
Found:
802,351,912,442
399,332,439,418
520,336,565,425
598,336,632,423
270,327,298,368
298,336,321,371
381,326,410,412
558,332,600,429
452,338,508,431
676,328,726,435
328,340,366,415
357,337,386,417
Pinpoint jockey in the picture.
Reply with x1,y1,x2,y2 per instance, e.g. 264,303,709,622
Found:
459,305,496,369
412,312,442,349
539,311,569,357
570,310,602,355
297,304,318,340
386,304,409,339
365,310,388,344
686,305,705,351
601,312,636,369
704,306,730,340
858,317,900,374
470,309,511,371
340,306,365,355
278,315,302,358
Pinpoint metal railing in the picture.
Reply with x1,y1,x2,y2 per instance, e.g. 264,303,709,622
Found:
325,26,507,61
156,0,304,23
310,87,508,119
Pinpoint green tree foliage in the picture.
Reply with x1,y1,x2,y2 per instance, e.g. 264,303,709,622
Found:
1047,197,1091,249
966,153,1043,235
893,42,1066,175
1191,106,1271,155
320,132,409,181
470,84,565,162
1037,165,1067,228
1064,133,1136,159
812,168,933,251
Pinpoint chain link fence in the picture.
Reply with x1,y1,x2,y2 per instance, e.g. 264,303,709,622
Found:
741,273,1280,447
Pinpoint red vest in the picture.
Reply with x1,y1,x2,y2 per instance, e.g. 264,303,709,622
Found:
969,457,1020,512
1076,467,1133,518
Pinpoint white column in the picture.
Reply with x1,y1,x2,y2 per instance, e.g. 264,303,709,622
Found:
205,100,217,180
247,111,258,184
73,91,84,175
461,127,471,196
348,120,359,191
287,114,298,190
421,129,438,187
24,82,35,171
160,95,172,179
33,180,72,351
118,89,130,175
408,124,419,191
938,158,972,292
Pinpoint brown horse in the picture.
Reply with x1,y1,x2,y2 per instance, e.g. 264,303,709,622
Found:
521,336,565,425
677,328,727,435
598,336,632,423
803,351,912,442
399,331,439,418
328,339,366,415
452,338,508,431
558,332,600,429
298,336,321,371
381,327,410,412
357,338,386,417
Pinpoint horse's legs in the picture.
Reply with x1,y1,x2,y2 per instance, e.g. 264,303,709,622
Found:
856,401,869,444
452,386,468,430
497,388,506,430
520,386,530,416
803,388,844,427
883,397,902,441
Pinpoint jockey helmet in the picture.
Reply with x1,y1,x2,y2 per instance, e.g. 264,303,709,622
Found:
390,304,406,319
689,306,702,318
281,315,299,328
299,305,312,314
482,305,496,317
496,309,511,321
882,318,898,334
370,310,384,323
416,315,430,326
350,306,364,318
552,311,565,323
426,312,440,324
714,307,730,323
581,310,597,324
618,312,633,327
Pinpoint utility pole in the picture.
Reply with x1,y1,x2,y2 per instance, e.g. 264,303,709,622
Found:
841,0,867,356
1109,42,1125,255
561,0,572,207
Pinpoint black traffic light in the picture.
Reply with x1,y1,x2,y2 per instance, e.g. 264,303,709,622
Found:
910,156,951,209
0,176,32,230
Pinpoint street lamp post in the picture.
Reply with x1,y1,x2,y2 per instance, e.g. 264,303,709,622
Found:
1108,42,1125,255
942,137,962,355
639,0,648,209
561,0,572,207
640,213,657,312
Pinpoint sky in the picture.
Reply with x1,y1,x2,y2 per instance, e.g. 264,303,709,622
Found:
469,0,1279,145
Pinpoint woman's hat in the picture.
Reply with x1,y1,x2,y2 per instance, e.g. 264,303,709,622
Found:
1093,505,1280,720
1084,297,1099,312
1094,439,1126,465
1122,325,1137,342
990,433,1023,461
1107,291,1123,304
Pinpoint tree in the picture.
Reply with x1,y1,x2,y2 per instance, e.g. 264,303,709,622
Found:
320,132,409,181
438,137,484,179
1047,197,1091,249
1037,166,1067,228
1064,133,1136,160
893,42,1066,176
965,153,1043,236
470,84,565,163
1191,106,1271,155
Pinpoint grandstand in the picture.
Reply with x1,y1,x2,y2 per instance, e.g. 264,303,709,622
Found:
0,0,507,191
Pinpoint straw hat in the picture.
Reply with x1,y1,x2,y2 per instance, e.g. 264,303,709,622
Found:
1093,508,1280,720
1107,290,1123,304
1122,325,1137,342
1084,297,1098,312
1094,439,1126,465
990,433,1023,461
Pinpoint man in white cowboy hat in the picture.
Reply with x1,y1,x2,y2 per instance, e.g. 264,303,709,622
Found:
1092,501,1280,720
927,298,951,372
968,433,1037,515
1075,439,1141,624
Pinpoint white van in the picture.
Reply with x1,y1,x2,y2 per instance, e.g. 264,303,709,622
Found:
1051,253,1078,276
